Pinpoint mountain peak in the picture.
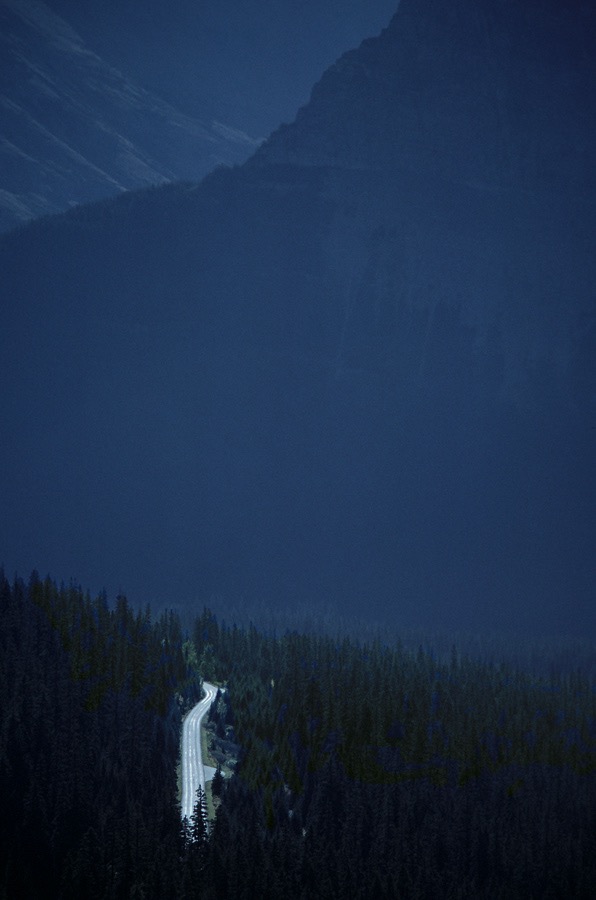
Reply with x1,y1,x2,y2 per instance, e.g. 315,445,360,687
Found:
252,0,596,195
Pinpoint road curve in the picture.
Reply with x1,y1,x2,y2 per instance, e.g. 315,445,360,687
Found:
181,681,218,820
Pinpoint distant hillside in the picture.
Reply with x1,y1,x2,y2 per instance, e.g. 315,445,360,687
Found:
43,0,399,137
1,0,594,638
0,0,397,232
0,0,260,231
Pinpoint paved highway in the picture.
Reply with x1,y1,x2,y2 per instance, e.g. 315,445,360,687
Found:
181,681,218,821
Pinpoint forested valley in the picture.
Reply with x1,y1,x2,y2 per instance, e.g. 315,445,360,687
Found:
1,569,595,898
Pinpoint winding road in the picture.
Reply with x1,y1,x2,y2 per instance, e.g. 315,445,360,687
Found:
181,681,218,820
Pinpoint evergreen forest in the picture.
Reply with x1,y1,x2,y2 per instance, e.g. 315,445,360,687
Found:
1,569,595,898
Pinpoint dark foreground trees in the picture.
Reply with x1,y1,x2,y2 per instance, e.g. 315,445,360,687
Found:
1,571,595,898
193,616,596,899
0,570,200,898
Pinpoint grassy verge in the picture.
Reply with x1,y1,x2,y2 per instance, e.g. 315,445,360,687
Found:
200,712,223,821
201,717,219,769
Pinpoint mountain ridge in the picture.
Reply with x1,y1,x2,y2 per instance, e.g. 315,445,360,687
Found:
253,0,595,193
1,0,594,637
0,0,260,231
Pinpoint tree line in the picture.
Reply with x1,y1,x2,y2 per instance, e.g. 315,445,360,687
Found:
192,610,596,898
1,571,595,897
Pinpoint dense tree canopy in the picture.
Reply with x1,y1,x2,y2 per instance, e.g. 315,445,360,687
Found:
1,571,594,897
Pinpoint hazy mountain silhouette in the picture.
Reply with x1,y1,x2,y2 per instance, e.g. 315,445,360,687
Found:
1,0,594,638
0,0,260,231
1,0,397,231
43,0,399,138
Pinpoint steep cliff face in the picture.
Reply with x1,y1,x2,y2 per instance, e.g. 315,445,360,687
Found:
0,0,594,635
249,0,596,405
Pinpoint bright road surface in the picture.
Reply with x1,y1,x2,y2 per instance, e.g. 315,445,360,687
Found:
181,681,218,820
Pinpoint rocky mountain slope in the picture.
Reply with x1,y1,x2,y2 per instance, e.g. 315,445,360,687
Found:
1,0,398,232
43,0,398,139
0,0,259,231
1,0,594,637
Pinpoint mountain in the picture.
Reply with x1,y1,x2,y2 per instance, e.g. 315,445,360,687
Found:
1,0,398,232
42,0,399,138
0,0,260,231
1,0,594,638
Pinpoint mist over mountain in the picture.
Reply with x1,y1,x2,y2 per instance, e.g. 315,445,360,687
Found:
1,0,594,639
